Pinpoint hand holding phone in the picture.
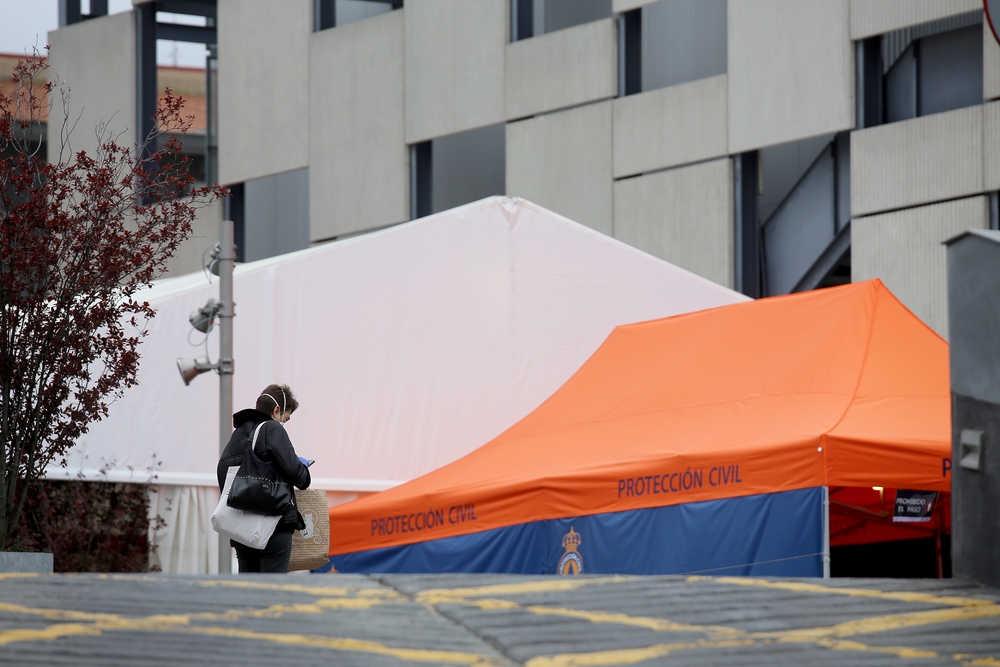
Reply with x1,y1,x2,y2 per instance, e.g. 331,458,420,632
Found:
298,456,315,467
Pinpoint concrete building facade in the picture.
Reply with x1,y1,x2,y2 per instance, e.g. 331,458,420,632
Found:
46,0,1000,337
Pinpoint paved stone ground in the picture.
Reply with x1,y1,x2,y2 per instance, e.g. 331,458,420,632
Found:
1,572,998,666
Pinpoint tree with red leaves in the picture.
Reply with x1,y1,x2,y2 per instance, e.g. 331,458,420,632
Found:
0,52,224,546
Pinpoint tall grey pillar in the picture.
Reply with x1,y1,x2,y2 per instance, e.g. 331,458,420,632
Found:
218,220,236,574
944,229,1000,588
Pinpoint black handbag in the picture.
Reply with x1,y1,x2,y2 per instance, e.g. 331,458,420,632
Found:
227,422,294,516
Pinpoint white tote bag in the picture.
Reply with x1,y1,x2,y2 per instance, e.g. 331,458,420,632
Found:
211,424,280,549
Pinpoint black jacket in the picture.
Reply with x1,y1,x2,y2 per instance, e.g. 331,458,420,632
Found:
217,409,311,531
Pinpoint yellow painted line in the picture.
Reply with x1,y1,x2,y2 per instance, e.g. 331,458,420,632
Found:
0,593,393,631
523,605,744,636
766,602,1000,642
185,597,390,617
0,614,508,664
144,597,390,625
525,635,946,667
0,573,40,581
955,655,1000,666
453,598,743,637
524,639,756,667
688,576,992,608
814,637,938,659
416,576,635,604
109,574,169,583
0,601,124,623
196,579,400,598
141,624,507,665
0,623,103,645
0,591,500,663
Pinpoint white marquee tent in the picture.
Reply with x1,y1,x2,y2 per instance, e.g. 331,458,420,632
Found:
46,197,746,572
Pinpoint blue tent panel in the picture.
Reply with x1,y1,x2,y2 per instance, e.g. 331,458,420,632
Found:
319,487,823,576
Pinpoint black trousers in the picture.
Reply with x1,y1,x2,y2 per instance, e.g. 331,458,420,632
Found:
234,529,293,573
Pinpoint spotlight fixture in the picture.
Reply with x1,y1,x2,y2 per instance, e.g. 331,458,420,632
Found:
189,298,221,334
176,355,217,386
207,242,222,277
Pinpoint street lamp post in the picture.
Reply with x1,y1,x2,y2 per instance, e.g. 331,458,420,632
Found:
176,220,238,574
217,219,236,574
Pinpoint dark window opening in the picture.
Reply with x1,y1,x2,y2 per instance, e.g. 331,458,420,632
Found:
762,132,851,296
857,11,984,127
620,0,726,96
410,125,505,219
621,10,642,96
734,152,761,299
410,141,432,220
511,0,611,41
738,132,851,298
134,1,218,201
59,0,109,26
241,169,310,262
225,182,246,263
314,0,401,32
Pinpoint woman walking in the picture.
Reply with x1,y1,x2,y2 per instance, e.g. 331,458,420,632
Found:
217,384,311,573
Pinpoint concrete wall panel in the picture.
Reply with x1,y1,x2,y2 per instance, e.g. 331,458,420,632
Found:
505,18,617,121
506,102,613,234
613,158,733,288
852,105,983,217
405,0,506,143
985,101,1000,191
613,74,727,178
310,11,408,241
850,0,981,40
948,232,1000,405
47,12,136,160
218,0,310,185
852,195,988,338
728,0,853,154
986,21,1000,101
612,0,656,12
163,198,224,278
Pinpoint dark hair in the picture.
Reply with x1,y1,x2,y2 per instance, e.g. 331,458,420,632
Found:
256,384,299,415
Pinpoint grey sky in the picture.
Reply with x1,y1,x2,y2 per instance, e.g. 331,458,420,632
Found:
0,0,207,67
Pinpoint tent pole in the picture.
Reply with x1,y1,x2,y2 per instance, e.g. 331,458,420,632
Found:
822,486,831,578
934,499,944,579
935,528,943,578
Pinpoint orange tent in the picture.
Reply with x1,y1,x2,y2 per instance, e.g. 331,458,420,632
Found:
324,280,951,575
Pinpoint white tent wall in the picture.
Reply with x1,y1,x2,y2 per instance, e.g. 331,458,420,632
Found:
47,198,745,573
148,484,220,574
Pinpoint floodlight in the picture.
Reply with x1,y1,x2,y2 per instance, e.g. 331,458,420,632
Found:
176,355,216,385
189,298,220,334
208,242,222,277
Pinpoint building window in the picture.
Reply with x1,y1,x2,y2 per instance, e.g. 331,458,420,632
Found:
241,168,311,262
760,134,851,296
736,133,851,298
314,0,400,32
621,0,727,96
411,125,505,219
511,0,612,41
858,11,983,127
